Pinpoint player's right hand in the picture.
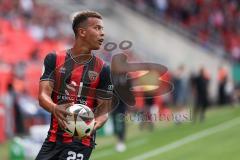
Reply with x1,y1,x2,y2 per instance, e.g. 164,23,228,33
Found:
52,102,74,129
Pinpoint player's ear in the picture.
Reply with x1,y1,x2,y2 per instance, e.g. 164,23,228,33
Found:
78,28,86,37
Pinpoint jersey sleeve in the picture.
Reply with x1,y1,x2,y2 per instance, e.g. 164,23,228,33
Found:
40,53,56,82
96,65,113,99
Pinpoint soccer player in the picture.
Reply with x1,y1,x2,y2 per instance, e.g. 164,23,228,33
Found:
36,11,113,160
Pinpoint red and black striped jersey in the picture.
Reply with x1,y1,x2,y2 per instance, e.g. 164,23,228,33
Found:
40,49,113,147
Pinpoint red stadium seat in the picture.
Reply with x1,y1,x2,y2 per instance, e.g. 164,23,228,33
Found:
0,19,36,64
38,40,65,60
24,64,42,98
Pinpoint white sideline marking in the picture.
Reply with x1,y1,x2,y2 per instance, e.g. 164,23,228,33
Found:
92,139,147,160
128,117,240,160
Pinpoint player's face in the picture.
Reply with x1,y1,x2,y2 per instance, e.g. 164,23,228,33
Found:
84,17,104,50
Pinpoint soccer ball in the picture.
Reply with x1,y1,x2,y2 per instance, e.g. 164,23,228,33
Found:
65,104,95,138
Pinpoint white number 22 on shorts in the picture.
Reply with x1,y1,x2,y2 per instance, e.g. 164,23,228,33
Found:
67,151,84,160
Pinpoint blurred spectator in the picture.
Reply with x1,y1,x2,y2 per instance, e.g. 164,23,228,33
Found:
225,76,234,105
27,19,45,41
217,66,228,105
14,62,26,79
171,65,189,124
154,0,168,15
19,0,33,18
17,90,50,125
112,99,128,152
14,92,25,135
140,94,155,131
192,67,210,123
2,84,15,138
139,71,160,131
111,67,133,152
172,65,188,108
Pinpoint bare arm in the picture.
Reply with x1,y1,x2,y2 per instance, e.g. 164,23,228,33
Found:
38,80,72,129
92,99,112,132
38,81,56,113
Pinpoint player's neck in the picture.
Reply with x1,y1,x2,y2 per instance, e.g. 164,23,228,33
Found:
71,43,91,56
70,43,92,64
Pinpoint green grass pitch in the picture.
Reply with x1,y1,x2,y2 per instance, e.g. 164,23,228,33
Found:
1,106,239,160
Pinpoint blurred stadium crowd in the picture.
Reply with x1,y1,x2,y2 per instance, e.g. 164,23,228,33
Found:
0,0,72,140
0,0,240,147
119,0,240,60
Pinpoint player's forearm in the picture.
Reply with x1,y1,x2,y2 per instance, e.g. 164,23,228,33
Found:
94,113,108,130
94,99,111,130
38,92,56,113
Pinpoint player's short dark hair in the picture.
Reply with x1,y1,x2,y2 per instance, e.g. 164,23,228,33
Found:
72,10,102,36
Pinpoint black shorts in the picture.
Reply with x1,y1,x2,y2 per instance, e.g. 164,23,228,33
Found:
35,140,93,160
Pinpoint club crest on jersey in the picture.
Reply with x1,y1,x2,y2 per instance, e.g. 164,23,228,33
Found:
88,71,98,81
